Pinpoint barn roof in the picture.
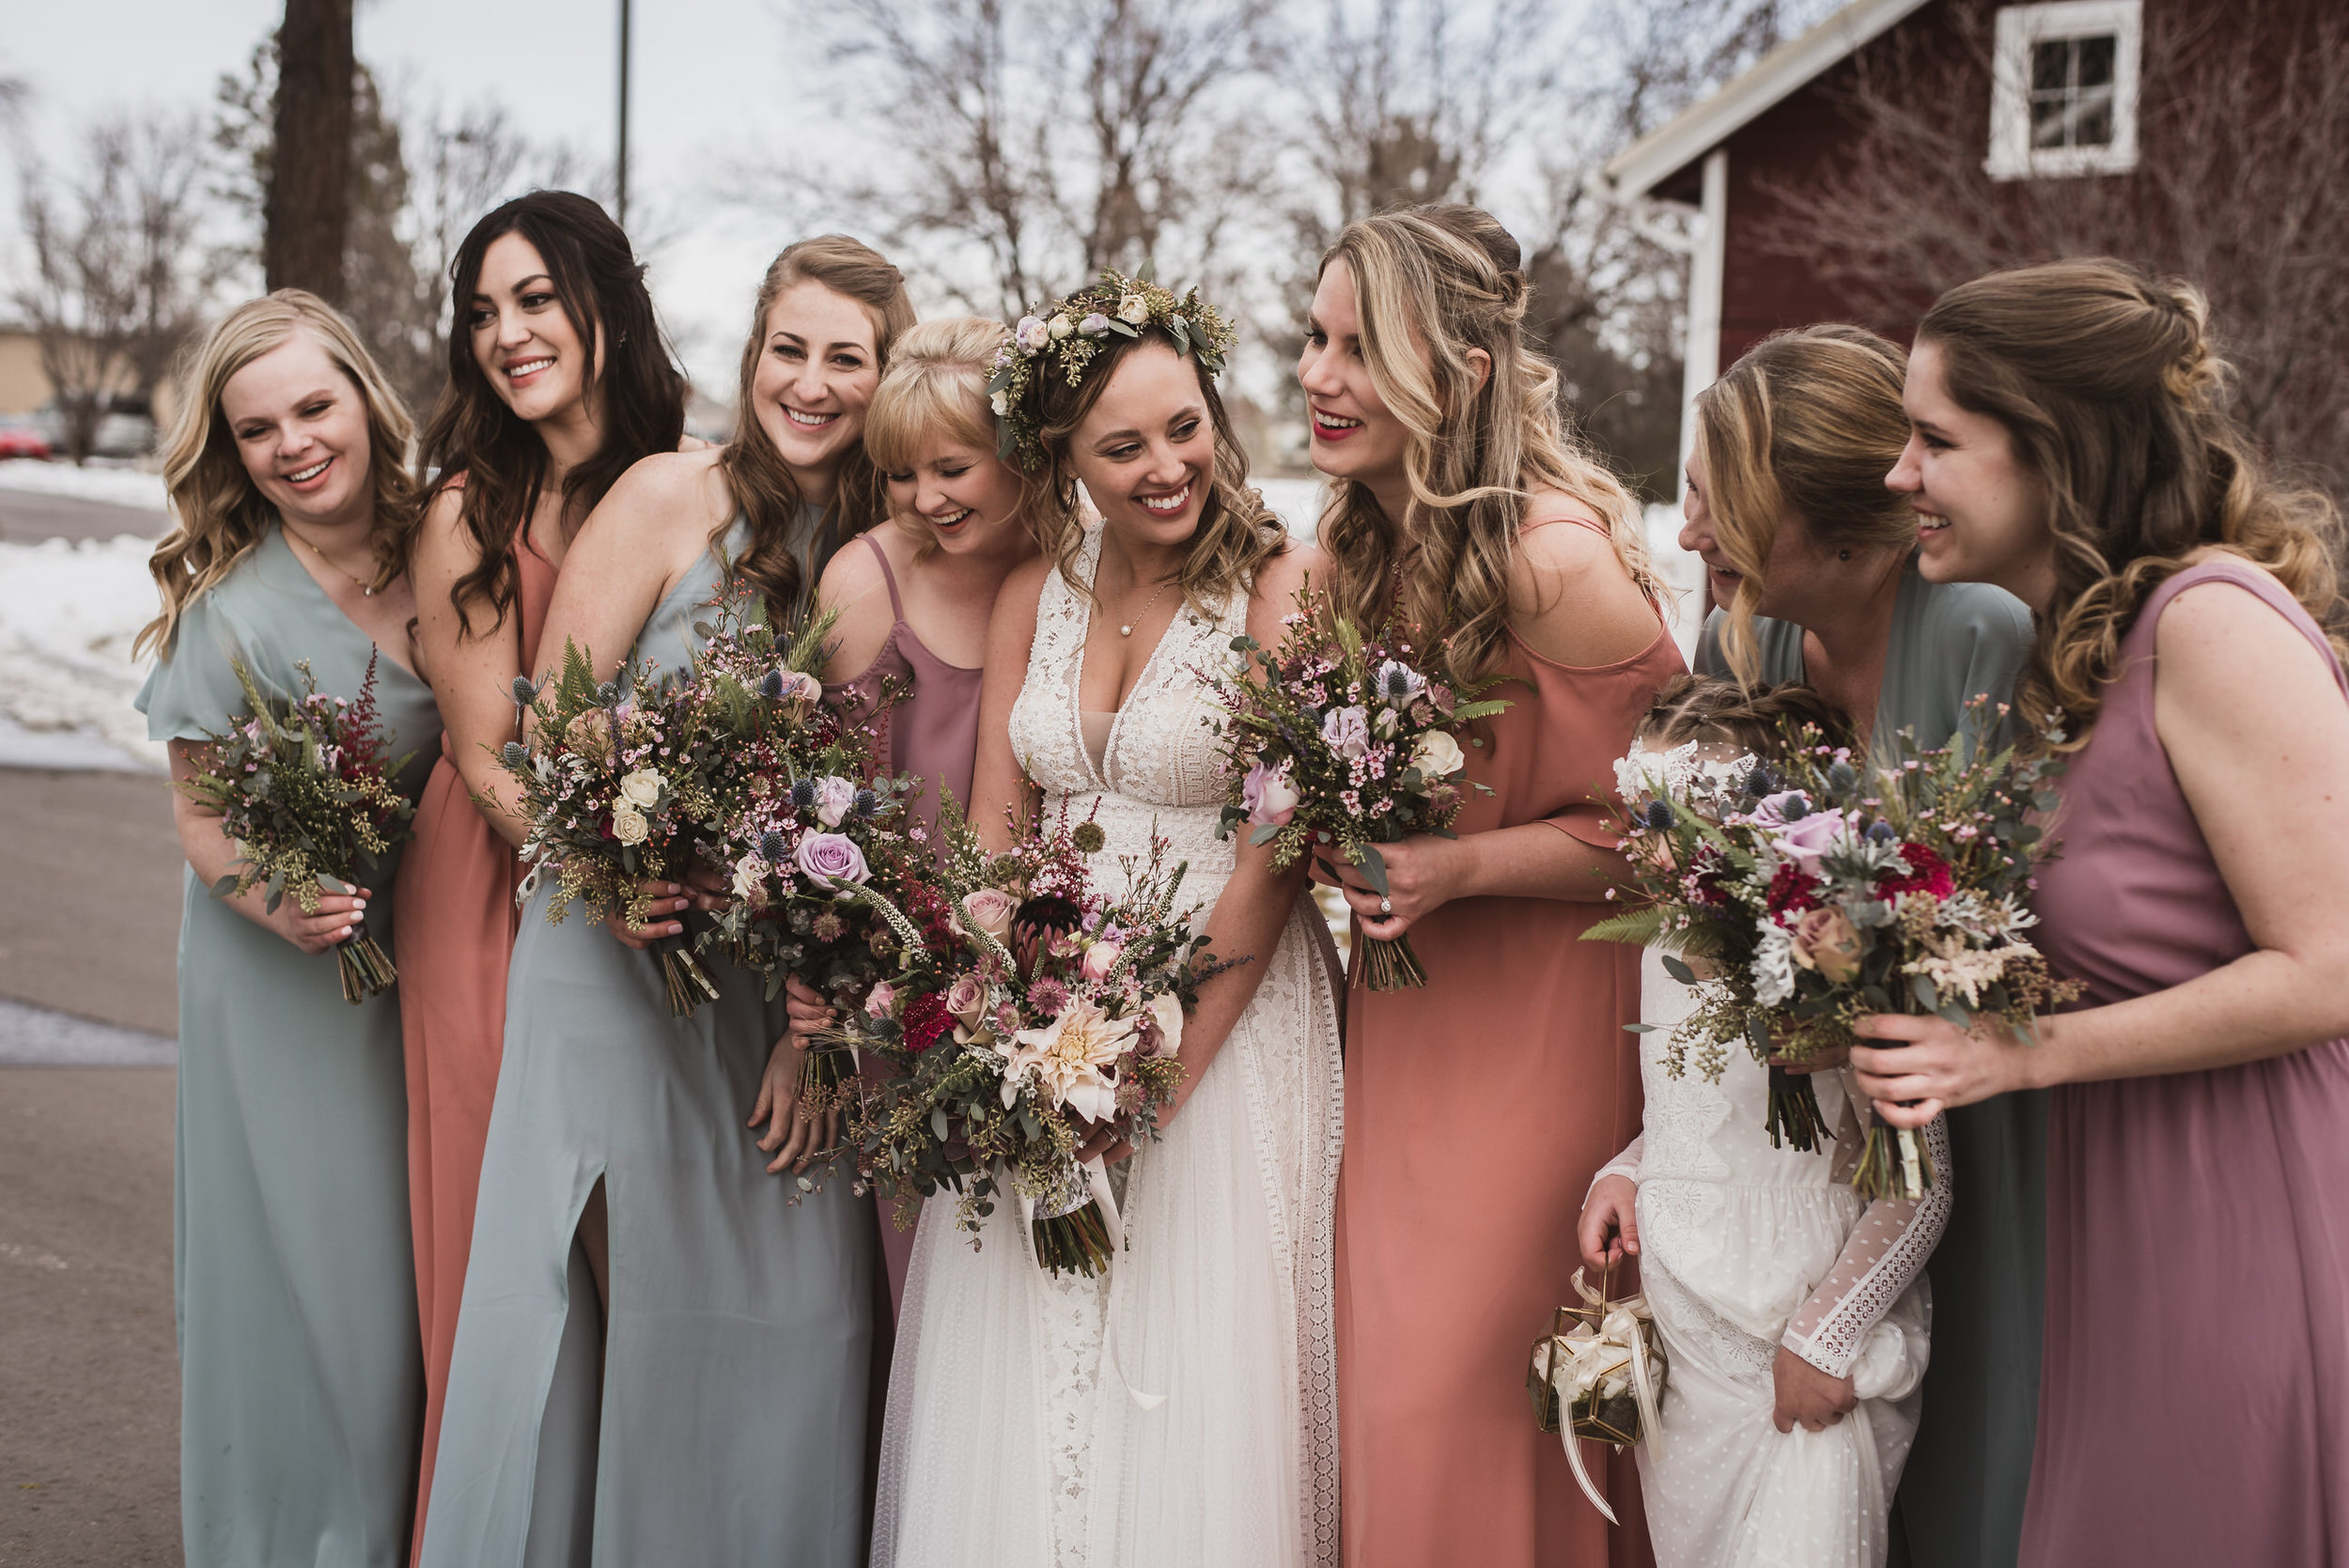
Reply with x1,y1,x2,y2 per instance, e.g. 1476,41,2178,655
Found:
1602,0,1935,200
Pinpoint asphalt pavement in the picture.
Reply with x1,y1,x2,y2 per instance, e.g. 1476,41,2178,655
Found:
0,491,166,545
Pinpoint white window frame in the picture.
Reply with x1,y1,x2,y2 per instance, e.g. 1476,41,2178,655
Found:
1985,0,2141,180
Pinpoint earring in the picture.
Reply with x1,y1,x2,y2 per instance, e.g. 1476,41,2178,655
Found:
1838,549,1853,561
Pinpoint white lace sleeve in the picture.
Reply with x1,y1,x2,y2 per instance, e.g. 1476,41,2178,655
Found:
1592,1134,1643,1191
1779,1104,1952,1379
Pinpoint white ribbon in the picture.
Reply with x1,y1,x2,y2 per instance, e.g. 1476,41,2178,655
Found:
1533,1267,1666,1526
1015,1155,1165,1412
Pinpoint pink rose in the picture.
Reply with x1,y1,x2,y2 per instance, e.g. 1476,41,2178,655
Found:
944,972,988,1027
864,981,897,1018
1319,705,1371,760
1081,939,1123,982
1768,811,1847,875
960,888,1017,943
1790,907,1864,984
1241,761,1300,827
795,831,870,887
814,774,857,829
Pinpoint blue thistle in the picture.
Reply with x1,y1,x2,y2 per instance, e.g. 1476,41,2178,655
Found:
790,778,816,809
1781,794,1810,821
1745,765,1776,798
595,680,619,706
1642,800,1673,831
500,740,528,768
509,675,538,705
758,831,788,863
853,787,878,817
758,668,786,701
1828,759,1858,791
1868,819,1897,844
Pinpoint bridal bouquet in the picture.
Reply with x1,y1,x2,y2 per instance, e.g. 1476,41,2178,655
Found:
684,583,924,1089
1212,585,1506,989
182,652,415,1003
502,635,730,1017
824,802,1229,1275
1586,702,2077,1199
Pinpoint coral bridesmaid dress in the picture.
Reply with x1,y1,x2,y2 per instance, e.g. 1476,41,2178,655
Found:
394,527,555,1554
1337,515,1682,1568
2022,558,2349,1564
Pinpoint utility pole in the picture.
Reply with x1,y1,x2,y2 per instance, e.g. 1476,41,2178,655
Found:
615,0,631,228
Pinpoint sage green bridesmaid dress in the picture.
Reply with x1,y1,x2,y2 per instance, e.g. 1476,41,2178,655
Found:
419,523,872,1568
1698,560,2042,1568
135,527,442,1568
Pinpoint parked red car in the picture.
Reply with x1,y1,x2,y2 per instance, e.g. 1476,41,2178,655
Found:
0,419,54,460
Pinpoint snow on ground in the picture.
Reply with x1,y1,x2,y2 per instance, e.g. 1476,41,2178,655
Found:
0,535,167,771
0,458,170,513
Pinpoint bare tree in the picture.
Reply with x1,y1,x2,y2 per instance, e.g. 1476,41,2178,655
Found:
1758,0,2349,488
14,112,210,462
758,0,1276,320
264,0,355,303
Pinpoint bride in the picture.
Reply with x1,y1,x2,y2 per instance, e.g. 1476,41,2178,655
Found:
869,272,1344,1567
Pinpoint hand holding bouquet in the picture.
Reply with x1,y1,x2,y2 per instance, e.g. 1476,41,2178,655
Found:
182,652,415,1003
1588,701,2077,1199
825,802,1233,1276
1212,584,1506,989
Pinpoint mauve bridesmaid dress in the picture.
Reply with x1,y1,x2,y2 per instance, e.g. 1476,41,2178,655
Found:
1337,514,1683,1568
394,523,556,1556
2023,557,2349,1564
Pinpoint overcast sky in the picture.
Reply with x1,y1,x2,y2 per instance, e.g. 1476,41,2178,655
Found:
5,0,813,390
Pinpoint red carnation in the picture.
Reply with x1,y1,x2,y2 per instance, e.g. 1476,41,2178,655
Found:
901,990,951,1054
1765,862,1822,915
1877,843,1954,900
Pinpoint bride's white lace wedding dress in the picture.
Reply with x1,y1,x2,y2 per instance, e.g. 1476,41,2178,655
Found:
872,528,1345,1568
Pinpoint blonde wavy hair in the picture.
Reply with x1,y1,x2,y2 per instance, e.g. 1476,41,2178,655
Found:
1315,205,1662,685
1028,331,1284,611
138,289,421,660
863,316,1028,563
1918,258,2346,746
1695,324,1917,684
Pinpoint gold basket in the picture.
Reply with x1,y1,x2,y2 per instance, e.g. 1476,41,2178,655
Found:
1526,1266,1668,1523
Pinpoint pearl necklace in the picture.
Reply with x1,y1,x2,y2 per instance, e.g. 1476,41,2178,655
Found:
1119,576,1174,637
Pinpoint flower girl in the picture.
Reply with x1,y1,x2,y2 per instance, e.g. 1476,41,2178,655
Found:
1577,675,1949,1568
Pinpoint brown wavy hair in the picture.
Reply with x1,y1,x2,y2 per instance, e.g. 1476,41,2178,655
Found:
138,290,420,659
1315,204,1662,685
716,235,916,611
1635,672,1856,754
1917,257,2345,746
412,191,686,637
1028,331,1284,610
1694,324,1916,684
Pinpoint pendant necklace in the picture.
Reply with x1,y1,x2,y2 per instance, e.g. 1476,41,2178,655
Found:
1119,576,1175,637
286,525,375,597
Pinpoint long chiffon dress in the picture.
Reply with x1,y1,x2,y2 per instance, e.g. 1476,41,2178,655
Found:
1598,943,1945,1566
419,523,873,1568
395,527,555,1555
2021,558,2349,1564
1697,563,2040,1568
873,526,1346,1567
823,532,986,1318
136,527,442,1568
1337,514,1684,1568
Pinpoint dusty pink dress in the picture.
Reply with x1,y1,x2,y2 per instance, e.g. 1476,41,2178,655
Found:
394,528,555,1558
825,532,986,1316
2024,558,2349,1564
1338,515,1683,1568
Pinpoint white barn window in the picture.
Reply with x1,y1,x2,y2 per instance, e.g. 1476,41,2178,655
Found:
1986,0,2141,179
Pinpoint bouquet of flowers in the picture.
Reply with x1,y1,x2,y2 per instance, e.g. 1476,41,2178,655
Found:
1587,703,2077,1199
683,584,923,1091
182,652,416,1003
501,633,735,1017
823,802,1230,1275
1212,584,1507,989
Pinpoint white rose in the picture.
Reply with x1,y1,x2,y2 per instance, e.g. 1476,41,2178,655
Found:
618,768,663,808
814,774,857,829
990,388,1011,416
731,852,765,901
1409,730,1466,779
1049,314,1075,339
1143,991,1185,1058
611,802,649,846
1117,292,1150,325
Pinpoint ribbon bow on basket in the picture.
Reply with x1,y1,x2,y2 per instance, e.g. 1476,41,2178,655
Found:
1527,1265,1668,1526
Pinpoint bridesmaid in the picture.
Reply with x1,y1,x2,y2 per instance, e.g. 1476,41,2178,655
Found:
1851,259,2349,1565
1673,325,2039,1568
1304,206,1683,1567
419,236,911,1568
806,315,1042,1315
133,290,441,1567
397,189,692,1558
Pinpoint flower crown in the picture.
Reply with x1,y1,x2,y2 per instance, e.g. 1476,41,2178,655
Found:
986,262,1237,473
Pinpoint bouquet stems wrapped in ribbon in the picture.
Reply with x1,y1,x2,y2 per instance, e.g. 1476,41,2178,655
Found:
1587,700,2078,1200
822,800,1237,1278
1212,583,1506,990
182,653,415,1004
1528,1265,1668,1526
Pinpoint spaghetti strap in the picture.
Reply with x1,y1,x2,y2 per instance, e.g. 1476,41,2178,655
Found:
863,532,907,624
1518,510,1610,541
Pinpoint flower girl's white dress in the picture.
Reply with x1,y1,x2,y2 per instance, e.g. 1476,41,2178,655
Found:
872,528,1346,1568
1598,948,1951,1568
